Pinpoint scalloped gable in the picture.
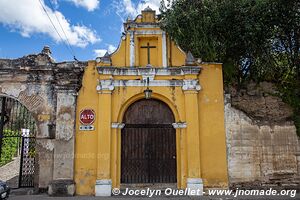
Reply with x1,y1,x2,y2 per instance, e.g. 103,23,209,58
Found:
99,7,187,68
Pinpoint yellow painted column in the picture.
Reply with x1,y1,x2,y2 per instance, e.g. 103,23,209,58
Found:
95,82,114,196
182,79,203,195
110,123,124,189
173,123,188,189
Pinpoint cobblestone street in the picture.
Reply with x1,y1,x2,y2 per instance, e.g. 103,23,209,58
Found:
0,157,20,188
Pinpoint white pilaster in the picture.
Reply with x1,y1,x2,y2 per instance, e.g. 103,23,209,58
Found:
162,31,167,68
129,31,135,67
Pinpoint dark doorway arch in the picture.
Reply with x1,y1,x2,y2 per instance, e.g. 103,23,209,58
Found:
121,99,177,184
0,96,37,188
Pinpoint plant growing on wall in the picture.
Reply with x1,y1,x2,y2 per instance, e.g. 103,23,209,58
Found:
0,130,19,166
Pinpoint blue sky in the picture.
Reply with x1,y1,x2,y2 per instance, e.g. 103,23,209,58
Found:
0,0,162,62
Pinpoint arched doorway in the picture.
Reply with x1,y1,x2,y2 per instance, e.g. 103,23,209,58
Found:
0,96,37,188
121,99,176,184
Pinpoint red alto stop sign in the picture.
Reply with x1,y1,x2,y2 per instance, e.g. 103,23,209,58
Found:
80,109,95,125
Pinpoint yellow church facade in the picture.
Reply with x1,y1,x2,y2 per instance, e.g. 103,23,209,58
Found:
74,7,228,196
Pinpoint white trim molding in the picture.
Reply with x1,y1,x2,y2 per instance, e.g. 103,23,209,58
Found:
111,123,125,129
96,66,202,91
172,122,187,129
97,66,201,76
162,32,167,68
129,31,135,67
98,79,182,88
135,30,163,35
97,79,202,89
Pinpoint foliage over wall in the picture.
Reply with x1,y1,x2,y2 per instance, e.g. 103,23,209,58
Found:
160,0,300,135
0,130,19,166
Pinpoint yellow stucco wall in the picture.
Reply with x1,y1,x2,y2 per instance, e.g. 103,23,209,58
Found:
75,62,98,195
198,63,229,187
74,65,229,194
74,9,228,195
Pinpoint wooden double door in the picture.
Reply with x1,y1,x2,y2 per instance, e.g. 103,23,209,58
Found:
121,99,177,184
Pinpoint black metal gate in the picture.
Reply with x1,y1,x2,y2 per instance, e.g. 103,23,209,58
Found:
121,124,177,183
0,96,36,188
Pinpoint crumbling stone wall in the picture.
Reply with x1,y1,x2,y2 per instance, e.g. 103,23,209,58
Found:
0,47,86,191
225,82,300,189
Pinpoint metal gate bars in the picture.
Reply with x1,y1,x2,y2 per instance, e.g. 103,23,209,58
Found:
0,96,36,188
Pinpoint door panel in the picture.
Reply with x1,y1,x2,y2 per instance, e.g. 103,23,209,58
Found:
121,99,176,184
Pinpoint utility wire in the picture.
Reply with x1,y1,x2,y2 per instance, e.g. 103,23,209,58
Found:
46,0,76,57
38,0,77,60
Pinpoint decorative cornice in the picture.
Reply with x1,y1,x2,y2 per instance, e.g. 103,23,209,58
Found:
124,23,160,30
97,66,201,76
134,30,164,35
96,67,202,91
96,78,202,90
97,79,183,88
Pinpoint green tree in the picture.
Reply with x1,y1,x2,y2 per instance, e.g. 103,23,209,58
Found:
160,0,300,134
160,0,275,85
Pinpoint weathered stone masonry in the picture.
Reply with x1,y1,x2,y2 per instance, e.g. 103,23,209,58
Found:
225,83,300,189
0,47,86,193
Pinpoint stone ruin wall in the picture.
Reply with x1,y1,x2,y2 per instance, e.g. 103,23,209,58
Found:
0,47,86,192
225,82,300,189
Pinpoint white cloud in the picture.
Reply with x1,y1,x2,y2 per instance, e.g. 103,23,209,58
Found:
94,44,117,57
50,0,59,9
108,44,117,53
0,0,100,48
93,49,107,57
67,0,100,12
113,0,172,20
